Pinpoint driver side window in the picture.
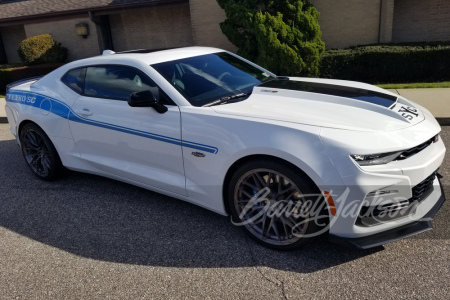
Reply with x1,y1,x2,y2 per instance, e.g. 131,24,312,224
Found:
83,65,172,104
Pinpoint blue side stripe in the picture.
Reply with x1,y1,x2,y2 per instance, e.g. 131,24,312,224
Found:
6,91,218,154
67,111,183,147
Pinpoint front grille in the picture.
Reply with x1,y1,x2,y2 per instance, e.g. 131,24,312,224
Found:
357,171,437,226
395,135,438,161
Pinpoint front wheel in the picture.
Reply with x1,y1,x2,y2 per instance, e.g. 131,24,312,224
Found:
228,159,327,250
19,123,63,181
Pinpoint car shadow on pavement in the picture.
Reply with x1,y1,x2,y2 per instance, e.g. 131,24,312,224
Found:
0,138,383,273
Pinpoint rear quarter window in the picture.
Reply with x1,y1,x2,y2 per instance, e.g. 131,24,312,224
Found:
61,68,86,94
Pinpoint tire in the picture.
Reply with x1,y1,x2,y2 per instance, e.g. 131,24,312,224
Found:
227,159,327,250
19,123,63,181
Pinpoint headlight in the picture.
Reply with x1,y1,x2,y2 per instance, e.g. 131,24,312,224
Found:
351,151,403,166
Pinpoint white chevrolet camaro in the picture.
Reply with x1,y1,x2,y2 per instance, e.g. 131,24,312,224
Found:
4,47,446,250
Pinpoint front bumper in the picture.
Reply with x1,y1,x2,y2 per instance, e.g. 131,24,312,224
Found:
329,178,446,249
319,113,446,247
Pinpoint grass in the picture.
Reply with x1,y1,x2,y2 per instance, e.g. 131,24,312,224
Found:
377,81,450,89
0,63,23,70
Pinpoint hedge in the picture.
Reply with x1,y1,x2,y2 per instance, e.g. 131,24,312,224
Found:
319,43,450,84
18,34,68,66
0,63,63,93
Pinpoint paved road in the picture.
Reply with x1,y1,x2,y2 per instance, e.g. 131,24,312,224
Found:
0,124,449,299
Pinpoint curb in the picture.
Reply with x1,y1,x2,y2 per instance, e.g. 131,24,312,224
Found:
436,118,450,127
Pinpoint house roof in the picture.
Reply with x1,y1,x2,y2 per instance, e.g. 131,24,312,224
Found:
0,0,184,23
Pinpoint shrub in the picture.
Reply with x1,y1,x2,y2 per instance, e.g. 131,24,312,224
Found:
18,34,68,66
0,63,63,93
217,0,325,76
319,43,450,84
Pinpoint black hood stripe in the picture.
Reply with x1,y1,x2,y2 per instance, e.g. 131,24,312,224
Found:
258,80,397,108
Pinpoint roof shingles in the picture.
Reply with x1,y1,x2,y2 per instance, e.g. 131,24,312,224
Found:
0,0,166,20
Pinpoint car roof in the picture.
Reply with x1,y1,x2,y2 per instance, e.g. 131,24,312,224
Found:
76,46,225,66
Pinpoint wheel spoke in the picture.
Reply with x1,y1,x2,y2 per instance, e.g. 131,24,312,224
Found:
276,174,283,195
260,213,268,241
42,155,52,172
242,180,258,190
278,184,295,197
281,218,290,238
24,141,39,151
238,187,254,199
271,220,282,241
28,153,40,165
252,172,268,189
280,215,296,229
285,189,299,201
25,134,39,150
26,132,38,147
267,172,274,185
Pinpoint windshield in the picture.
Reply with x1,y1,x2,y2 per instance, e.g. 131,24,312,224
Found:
152,52,275,107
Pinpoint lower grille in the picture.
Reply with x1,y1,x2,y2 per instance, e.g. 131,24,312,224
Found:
410,171,437,202
357,171,437,226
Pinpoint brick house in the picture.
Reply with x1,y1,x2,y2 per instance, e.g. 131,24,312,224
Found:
312,0,450,49
0,0,449,64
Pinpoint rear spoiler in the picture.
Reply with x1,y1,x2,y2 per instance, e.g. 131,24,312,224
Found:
6,76,43,94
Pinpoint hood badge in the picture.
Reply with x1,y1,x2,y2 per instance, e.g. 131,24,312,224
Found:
260,89,278,93
192,152,205,158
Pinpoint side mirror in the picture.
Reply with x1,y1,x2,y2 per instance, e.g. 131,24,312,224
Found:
128,90,168,114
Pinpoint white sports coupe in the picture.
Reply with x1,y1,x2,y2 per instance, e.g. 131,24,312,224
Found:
4,47,446,250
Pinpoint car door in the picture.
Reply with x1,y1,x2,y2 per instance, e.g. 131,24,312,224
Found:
67,65,186,196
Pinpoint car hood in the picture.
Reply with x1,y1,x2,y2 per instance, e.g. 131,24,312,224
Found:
211,77,425,132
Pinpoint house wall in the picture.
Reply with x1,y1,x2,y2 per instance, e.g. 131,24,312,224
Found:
379,0,395,43
189,0,236,52
24,18,100,61
311,0,382,49
393,0,450,42
109,3,193,52
0,25,26,63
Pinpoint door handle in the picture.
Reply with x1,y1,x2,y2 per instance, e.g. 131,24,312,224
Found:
75,108,93,117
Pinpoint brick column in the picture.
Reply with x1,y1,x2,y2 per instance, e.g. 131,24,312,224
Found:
379,0,395,43
189,0,236,52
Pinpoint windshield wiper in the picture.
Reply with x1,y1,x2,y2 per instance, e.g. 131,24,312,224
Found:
203,93,251,107
257,76,289,86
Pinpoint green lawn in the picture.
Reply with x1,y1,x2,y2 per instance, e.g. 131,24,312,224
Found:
377,82,450,89
0,63,23,70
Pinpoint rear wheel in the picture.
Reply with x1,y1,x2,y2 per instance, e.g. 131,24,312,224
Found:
19,123,63,181
228,159,326,250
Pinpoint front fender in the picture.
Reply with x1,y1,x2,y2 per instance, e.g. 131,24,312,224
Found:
180,106,344,215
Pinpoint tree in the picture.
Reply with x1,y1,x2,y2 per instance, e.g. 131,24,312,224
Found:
217,0,325,76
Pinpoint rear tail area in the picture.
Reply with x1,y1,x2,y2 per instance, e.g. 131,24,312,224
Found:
6,76,43,94
4,76,43,137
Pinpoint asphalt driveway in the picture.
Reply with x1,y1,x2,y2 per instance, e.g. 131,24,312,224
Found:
0,124,449,299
